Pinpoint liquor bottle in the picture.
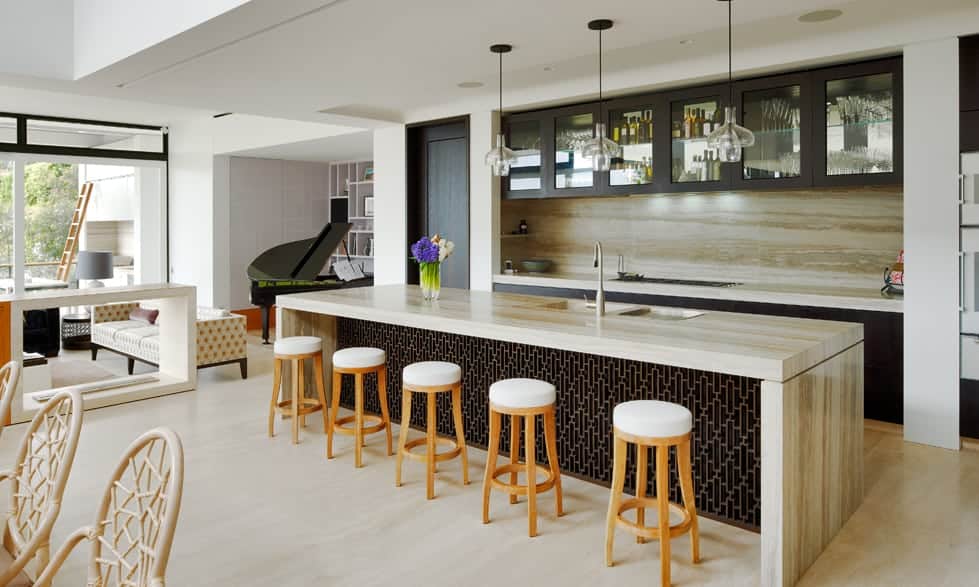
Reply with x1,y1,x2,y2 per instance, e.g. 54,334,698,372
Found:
713,107,723,130
711,149,722,180
696,109,705,137
703,108,712,135
630,116,640,145
637,116,646,144
683,108,693,139
621,118,630,144
645,110,654,143
645,157,653,182
612,124,620,143
672,121,681,139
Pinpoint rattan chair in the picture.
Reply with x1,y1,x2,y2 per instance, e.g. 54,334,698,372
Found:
0,389,84,585
33,427,184,587
0,361,22,439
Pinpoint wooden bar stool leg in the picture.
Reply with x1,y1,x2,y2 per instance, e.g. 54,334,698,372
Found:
313,355,329,436
451,385,469,485
636,444,648,544
426,392,437,500
354,373,365,468
396,390,412,487
656,445,672,587
526,414,537,537
377,367,393,456
268,358,282,437
509,414,521,505
605,436,627,567
543,408,563,517
298,359,306,428
291,359,301,444
677,438,700,564
482,409,501,524
327,371,342,459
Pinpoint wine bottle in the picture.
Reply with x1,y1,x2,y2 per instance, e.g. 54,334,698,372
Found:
621,118,630,144
711,149,722,180
646,110,654,143
672,121,681,139
630,116,640,145
612,124,620,143
683,108,693,139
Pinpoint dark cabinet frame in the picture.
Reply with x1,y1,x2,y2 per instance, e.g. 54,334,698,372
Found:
812,57,903,187
501,57,902,199
731,72,813,190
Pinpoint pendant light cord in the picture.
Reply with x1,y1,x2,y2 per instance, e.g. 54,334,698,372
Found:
598,28,604,119
499,51,504,117
727,0,733,105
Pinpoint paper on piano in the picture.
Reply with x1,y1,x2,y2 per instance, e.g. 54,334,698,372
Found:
333,260,365,282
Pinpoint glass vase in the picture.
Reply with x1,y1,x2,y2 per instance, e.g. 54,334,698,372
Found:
420,262,441,300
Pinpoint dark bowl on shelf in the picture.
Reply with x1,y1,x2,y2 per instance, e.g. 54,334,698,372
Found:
521,259,553,273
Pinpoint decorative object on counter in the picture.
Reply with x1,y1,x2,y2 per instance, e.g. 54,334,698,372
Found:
519,219,528,234
410,234,455,300
707,0,755,162
485,44,518,177
520,259,552,273
581,19,622,172
881,249,904,296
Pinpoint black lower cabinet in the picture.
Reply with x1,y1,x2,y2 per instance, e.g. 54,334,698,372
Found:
961,380,979,439
494,283,904,424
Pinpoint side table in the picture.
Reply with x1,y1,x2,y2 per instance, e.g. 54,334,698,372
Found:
61,313,92,350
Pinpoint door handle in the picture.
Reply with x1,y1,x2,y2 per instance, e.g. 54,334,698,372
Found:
961,251,968,312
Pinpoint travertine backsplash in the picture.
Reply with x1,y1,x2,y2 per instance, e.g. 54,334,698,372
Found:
500,188,902,289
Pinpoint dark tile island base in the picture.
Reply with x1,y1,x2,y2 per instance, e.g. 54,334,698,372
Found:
336,317,762,529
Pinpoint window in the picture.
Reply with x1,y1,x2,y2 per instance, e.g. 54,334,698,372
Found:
26,119,165,153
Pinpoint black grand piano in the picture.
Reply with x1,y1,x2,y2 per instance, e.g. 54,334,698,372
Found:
248,221,372,343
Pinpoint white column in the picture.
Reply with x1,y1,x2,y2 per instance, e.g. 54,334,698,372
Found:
12,160,24,295
373,124,407,285
903,38,961,449
469,110,500,291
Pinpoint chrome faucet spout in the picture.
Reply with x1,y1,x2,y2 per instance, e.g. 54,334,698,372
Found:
593,241,605,317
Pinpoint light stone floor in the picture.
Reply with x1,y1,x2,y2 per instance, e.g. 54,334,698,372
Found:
2,333,976,586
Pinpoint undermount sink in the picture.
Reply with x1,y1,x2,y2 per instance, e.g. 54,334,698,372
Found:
536,299,705,321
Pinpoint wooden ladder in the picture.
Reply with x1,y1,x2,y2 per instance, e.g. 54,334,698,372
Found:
56,181,94,282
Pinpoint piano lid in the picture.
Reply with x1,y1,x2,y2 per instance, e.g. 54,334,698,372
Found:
247,222,352,282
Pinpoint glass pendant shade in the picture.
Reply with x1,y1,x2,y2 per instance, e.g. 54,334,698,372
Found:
707,106,755,163
485,133,518,177
582,122,622,172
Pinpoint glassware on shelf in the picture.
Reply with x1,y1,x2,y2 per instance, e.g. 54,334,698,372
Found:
670,98,721,183
742,85,802,179
825,73,894,176
555,113,595,189
609,107,654,187
508,119,542,191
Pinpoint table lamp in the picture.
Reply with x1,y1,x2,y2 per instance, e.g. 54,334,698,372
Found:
76,251,114,288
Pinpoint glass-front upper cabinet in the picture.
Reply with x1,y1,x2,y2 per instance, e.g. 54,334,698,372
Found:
669,94,725,186
553,108,596,192
814,58,902,185
608,105,654,187
505,117,543,194
732,72,812,188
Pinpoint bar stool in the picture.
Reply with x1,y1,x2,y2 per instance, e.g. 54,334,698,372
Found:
605,400,700,586
328,347,392,467
482,378,563,537
268,336,328,444
396,361,469,500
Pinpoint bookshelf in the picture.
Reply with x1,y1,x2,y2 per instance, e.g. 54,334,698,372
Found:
328,159,374,275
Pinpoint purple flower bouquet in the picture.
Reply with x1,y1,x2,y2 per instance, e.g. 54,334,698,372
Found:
410,234,455,300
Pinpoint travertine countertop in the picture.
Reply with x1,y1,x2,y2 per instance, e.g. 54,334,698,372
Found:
492,272,903,313
277,285,863,382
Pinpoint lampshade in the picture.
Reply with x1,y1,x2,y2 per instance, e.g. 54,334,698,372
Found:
708,106,755,162
485,44,518,177
76,251,114,280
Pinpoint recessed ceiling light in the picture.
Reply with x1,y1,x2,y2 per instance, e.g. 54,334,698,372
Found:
543,66,554,72
798,9,843,23
457,81,484,89
679,39,694,45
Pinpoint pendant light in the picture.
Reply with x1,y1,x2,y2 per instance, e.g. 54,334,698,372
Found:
485,43,518,177
707,0,755,163
581,19,621,172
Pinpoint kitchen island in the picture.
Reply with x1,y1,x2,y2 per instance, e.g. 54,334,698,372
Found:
276,285,864,587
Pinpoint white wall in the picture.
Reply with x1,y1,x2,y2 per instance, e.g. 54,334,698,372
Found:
212,155,231,309
373,125,407,285
0,0,74,79
468,110,499,291
168,119,217,306
73,0,249,77
903,38,961,449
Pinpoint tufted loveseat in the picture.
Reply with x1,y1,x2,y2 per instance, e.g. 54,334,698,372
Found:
90,302,248,378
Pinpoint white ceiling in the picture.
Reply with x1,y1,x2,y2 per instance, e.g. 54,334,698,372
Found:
2,0,979,126
225,129,372,162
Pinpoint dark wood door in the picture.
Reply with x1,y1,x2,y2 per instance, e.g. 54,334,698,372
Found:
407,119,470,289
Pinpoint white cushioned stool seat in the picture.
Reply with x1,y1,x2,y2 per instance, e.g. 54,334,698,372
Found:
273,336,322,356
403,361,461,387
333,347,386,369
489,378,556,409
613,400,693,438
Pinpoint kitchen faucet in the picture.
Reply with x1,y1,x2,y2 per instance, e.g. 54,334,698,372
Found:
593,241,606,317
